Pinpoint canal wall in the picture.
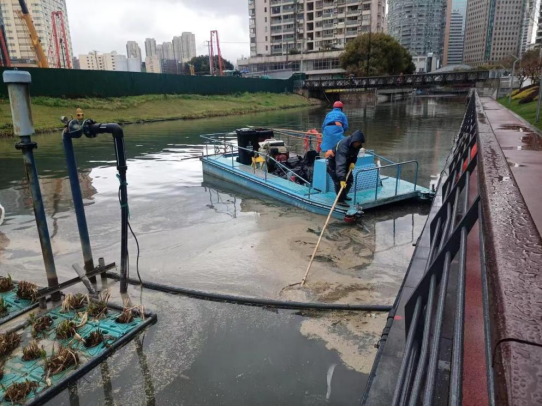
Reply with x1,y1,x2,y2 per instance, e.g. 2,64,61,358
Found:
0,67,294,98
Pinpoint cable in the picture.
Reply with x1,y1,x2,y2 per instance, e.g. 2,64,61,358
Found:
105,272,393,312
118,183,142,285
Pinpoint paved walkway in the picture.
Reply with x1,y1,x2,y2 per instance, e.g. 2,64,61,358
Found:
481,98,542,235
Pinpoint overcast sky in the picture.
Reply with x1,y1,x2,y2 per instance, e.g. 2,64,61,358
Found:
65,0,251,64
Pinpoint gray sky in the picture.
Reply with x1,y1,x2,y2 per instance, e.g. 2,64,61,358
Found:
65,0,250,64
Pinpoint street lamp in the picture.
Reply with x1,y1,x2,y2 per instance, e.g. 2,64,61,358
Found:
508,54,520,105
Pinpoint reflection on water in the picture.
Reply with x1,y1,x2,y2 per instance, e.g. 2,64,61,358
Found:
0,97,467,405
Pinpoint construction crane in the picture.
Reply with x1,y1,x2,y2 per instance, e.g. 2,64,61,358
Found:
17,0,49,68
50,11,71,68
0,19,11,67
209,30,223,76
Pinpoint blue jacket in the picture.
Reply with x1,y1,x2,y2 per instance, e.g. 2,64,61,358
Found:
321,108,349,151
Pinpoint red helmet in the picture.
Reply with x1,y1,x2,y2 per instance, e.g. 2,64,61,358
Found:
333,101,344,109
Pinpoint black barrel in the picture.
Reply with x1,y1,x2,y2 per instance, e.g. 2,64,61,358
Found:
236,128,274,165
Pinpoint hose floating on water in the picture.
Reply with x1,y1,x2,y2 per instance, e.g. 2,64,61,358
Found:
104,272,392,312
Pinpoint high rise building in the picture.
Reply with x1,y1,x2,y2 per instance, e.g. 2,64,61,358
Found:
161,41,175,60
521,0,537,53
464,0,527,64
145,38,157,57
0,0,74,67
181,32,196,61
443,0,467,65
388,0,446,62
156,43,163,60
126,41,142,64
238,0,386,79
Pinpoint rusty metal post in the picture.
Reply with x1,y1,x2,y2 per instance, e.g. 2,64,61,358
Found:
3,70,60,302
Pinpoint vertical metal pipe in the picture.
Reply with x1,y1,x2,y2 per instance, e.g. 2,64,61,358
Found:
62,133,96,283
375,167,380,201
112,135,129,294
395,165,402,196
423,253,452,405
3,70,60,301
392,296,422,405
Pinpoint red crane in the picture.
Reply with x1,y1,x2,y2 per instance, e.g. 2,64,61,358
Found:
209,30,223,76
0,24,11,67
50,11,71,68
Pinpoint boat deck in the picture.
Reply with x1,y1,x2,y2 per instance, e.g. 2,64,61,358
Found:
203,155,431,219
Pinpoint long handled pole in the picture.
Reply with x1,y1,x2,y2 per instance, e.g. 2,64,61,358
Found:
301,169,353,286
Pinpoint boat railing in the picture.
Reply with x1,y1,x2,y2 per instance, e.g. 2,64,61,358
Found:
353,160,419,205
200,134,316,197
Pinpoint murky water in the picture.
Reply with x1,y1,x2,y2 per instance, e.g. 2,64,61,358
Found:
0,96,466,405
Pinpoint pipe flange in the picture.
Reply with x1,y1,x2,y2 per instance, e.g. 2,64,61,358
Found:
15,141,37,151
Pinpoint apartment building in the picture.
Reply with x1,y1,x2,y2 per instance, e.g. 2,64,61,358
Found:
79,51,128,71
145,56,162,73
145,38,157,57
126,41,142,64
0,0,73,67
388,0,446,67
464,0,527,64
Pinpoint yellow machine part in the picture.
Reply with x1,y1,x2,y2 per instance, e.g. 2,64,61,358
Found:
17,10,49,68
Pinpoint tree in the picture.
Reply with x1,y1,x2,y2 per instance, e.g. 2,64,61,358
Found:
340,33,415,77
521,49,542,83
186,55,234,75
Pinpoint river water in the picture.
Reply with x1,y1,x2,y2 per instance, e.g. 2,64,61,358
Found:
0,96,465,405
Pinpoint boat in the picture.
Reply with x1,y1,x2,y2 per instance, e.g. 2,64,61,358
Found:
200,128,434,221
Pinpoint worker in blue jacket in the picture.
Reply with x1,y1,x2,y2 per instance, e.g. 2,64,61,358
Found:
321,101,349,155
327,130,365,205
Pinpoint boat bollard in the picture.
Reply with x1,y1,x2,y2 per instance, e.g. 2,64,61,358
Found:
3,70,60,303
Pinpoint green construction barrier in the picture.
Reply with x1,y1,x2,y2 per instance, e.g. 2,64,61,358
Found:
0,67,295,98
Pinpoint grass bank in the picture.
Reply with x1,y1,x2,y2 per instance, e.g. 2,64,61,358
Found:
0,93,320,137
497,96,542,131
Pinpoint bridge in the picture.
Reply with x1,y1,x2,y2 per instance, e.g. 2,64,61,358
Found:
303,70,491,91
363,91,542,405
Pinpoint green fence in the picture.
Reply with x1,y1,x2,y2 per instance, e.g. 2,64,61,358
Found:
0,67,294,98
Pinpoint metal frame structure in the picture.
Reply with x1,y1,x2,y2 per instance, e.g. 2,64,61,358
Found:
50,11,71,69
209,30,223,76
390,93,496,405
304,71,491,90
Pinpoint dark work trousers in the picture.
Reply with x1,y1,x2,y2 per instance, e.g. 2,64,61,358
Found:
327,164,352,201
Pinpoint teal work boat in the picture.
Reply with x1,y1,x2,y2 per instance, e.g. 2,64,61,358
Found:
200,129,434,221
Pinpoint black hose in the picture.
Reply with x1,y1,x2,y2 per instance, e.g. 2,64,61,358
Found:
104,272,392,312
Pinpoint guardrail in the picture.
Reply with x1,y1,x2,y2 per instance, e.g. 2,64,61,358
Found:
304,71,491,90
353,160,419,205
390,91,496,405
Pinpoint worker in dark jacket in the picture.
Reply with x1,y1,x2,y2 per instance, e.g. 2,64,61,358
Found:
327,130,365,205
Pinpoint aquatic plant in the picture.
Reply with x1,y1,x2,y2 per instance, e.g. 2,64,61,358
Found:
0,297,8,316
87,291,110,319
22,340,46,361
0,275,13,293
16,281,38,303
61,293,87,313
29,314,53,338
116,308,134,324
84,330,104,348
3,380,38,404
0,332,21,357
46,345,79,376
55,320,76,340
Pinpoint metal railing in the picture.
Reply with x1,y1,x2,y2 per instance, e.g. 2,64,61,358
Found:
200,134,315,196
353,160,419,205
304,71,491,90
391,93,496,405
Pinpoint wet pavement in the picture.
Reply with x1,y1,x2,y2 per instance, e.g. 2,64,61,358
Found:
0,97,467,404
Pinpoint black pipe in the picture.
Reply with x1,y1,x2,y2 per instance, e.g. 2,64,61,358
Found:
87,123,129,294
105,272,392,312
